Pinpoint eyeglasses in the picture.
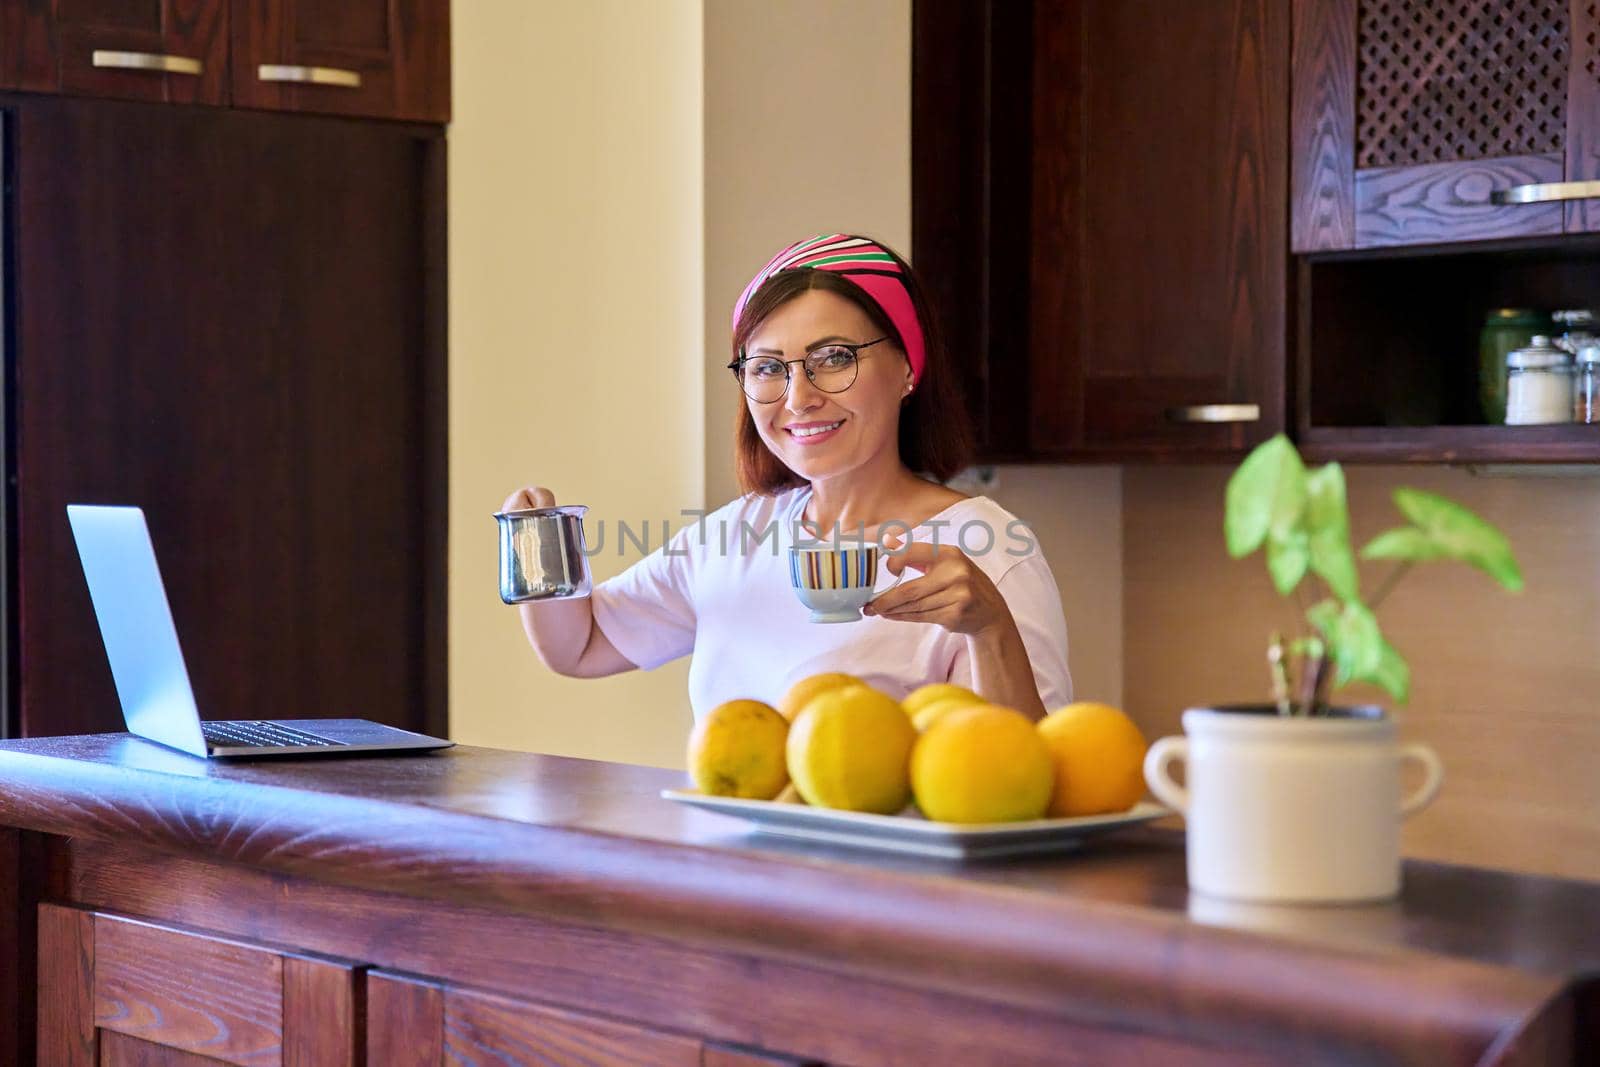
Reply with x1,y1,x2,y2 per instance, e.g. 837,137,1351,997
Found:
727,337,889,404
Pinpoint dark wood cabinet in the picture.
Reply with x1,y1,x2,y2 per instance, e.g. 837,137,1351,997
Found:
38,904,362,1065
1292,0,1600,251
0,0,450,121
0,0,229,105
5,93,446,740
230,0,450,123
913,0,1289,462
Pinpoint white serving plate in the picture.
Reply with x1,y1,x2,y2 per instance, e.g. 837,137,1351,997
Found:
662,790,1169,860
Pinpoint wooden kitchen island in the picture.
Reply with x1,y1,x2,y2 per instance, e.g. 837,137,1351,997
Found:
0,736,1594,1066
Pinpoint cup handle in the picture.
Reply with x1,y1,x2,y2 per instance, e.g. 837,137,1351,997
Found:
1399,743,1444,818
1143,736,1190,813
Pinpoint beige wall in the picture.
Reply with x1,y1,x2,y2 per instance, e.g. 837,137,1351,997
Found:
1123,465,1600,882
449,1,704,766
703,0,914,509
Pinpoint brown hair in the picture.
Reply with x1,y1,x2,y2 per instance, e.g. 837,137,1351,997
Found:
729,243,974,495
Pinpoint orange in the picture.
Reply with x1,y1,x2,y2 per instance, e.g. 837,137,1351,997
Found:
686,699,790,799
777,671,863,722
786,685,917,813
910,705,1054,823
1037,702,1149,816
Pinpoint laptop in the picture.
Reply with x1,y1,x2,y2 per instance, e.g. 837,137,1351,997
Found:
66,504,454,759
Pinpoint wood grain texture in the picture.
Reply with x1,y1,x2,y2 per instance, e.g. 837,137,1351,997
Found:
1300,425,1600,464
282,955,360,1067
1354,154,1566,247
100,1029,238,1066
230,0,449,122
0,0,61,90
1,741,1594,1065
59,841,1267,1067
94,914,283,1066
7,93,445,740
701,1042,823,1067
53,0,229,106
912,0,1034,461
445,984,704,1067
1027,0,1085,455
1290,0,1356,251
367,971,444,1067
1569,0,1600,233
1123,464,1600,883
1029,0,1287,458
38,903,96,1067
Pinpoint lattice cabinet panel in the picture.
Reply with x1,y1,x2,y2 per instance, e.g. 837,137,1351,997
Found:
1356,0,1569,168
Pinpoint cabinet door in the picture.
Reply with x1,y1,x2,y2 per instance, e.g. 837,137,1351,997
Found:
1028,0,1288,458
230,0,448,122
1292,0,1600,250
12,95,445,741
37,904,361,1065
367,971,706,1066
0,0,228,105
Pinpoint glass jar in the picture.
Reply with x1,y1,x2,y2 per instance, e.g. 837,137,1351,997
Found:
1505,336,1574,425
1553,309,1599,356
1480,309,1551,424
1577,345,1600,424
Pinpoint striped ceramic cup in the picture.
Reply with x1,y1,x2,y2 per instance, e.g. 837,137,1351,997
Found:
788,541,902,623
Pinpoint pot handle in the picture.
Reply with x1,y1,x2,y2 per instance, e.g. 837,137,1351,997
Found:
1399,743,1444,818
1143,736,1190,813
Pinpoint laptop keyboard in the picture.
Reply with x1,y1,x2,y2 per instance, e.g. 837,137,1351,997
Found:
201,720,345,749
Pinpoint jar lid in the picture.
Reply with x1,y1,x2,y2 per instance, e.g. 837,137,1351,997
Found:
1486,308,1546,325
1507,336,1573,369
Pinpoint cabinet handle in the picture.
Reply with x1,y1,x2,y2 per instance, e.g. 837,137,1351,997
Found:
1490,180,1600,205
1165,404,1261,424
91,50,202,76
258,64,362,89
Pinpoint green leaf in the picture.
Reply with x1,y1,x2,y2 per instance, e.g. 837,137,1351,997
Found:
1266,531,1310,596
1350,636,1411,704
1225,435,1307,559
1304,462,1359,601
1306,598,1382,687
1388,488,1525,591
1360,527,1446,563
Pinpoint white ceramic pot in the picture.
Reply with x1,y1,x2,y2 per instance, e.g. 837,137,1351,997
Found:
1143,706,1443,904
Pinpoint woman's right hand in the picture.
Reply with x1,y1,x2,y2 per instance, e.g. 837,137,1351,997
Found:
502,486,556,512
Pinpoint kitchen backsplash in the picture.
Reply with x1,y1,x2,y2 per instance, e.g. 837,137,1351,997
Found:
1123,463,1600,883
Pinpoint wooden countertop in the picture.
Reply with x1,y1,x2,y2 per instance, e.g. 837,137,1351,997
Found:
1,732,1595,1065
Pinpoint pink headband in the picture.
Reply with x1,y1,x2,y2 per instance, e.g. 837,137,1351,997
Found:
732,234,927,388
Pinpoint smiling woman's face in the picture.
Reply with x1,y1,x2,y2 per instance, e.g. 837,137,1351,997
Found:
742,288,913,484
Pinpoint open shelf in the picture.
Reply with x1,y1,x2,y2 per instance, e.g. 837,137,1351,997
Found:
1298,237,1600,463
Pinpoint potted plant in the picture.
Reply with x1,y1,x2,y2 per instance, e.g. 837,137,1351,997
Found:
1144,434,1522,903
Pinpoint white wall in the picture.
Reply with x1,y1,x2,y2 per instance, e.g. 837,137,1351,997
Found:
449,0,704,766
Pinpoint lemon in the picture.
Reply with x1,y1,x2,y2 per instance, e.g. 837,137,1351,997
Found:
778,671,863,722
902,682,980,717
911,704,1054,823
1037,702,1149,816
911,694,987,733
786,685,917,813
686,699,790,799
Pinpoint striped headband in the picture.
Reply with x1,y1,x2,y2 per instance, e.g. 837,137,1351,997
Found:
732,234,927,388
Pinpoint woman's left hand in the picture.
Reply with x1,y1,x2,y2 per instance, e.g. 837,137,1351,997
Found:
862,542,1010,636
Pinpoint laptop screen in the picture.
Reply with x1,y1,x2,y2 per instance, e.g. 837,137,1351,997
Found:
66,505,209,756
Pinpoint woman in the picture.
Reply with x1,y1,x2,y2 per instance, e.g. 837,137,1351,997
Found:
503,234,1071,720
